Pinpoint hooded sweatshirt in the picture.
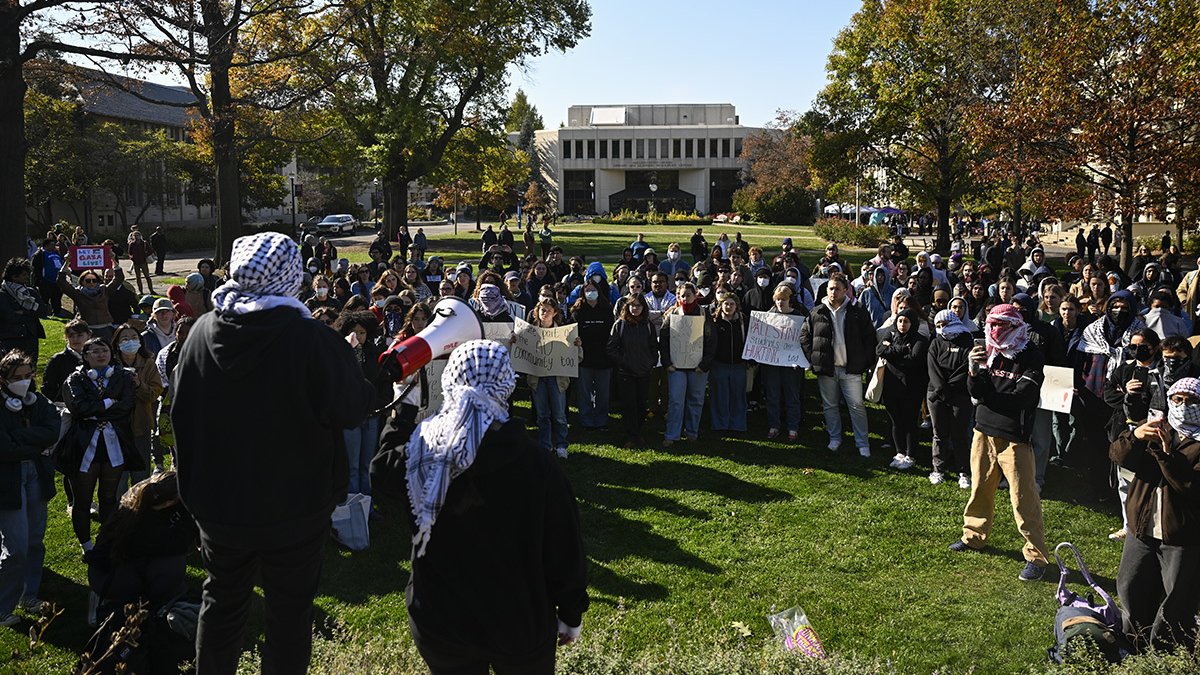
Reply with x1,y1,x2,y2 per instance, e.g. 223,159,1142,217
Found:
172,307,376,547
567,262,620,306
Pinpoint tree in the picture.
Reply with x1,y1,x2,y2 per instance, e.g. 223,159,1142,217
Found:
91,123,191,230
506,88,543,133
430,127,530,229
1012,0,1200,267
813,0,1025,250
317,0,590,239
22,89,96,229
731,112,816,224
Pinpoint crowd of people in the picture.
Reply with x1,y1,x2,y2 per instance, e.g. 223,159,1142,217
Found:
1,218,1199,668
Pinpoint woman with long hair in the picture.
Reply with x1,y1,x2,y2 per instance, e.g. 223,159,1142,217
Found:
606,293,658,447
570,281,614,430
527,299,573,457
110,324,162,492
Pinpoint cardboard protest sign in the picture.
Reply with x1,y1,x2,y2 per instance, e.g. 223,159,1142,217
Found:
482,322,515,344
666,314,706,369
1038,365,1074,413
423,359,448,414
69,245,111,271
509,318,579,377
742,311,810,367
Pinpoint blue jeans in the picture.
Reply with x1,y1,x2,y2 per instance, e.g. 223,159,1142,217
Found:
343,415,380,496
577,367,612,428
666,369,707,440
816,367,870,449
532,377,569,450
0,461,48,615
762,365,803,433
709,362,747,431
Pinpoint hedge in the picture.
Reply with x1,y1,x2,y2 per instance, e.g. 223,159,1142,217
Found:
811,218,890,248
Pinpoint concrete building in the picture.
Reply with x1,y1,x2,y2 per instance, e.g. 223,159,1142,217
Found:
533,104,763,215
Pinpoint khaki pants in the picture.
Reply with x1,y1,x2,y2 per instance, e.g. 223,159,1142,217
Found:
960,431,1049,565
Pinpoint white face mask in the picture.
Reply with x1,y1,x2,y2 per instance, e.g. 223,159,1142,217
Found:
316,288,329,298
591,275,602,284
694,269,703,279
6,379,31,398
585,291,599,302
699,287,711,297
309,266,319,274
668,251,680,261
375,299,387,308
757,277,770,288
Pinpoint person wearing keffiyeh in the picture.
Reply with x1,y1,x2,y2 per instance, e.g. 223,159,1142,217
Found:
172,232,377,674
950,304,1050,583
927,309,977,487
400,340,589,674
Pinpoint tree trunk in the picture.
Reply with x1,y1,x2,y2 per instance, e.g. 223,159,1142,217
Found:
384,179,406,242
1121,213,1135,270
204,6,240,267
0,13,28,260
935,195,951,252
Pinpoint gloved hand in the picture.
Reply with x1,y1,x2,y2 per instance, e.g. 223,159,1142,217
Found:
557,618,581,645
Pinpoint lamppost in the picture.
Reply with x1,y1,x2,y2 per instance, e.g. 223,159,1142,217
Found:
288,171,297,229
854,149,861,225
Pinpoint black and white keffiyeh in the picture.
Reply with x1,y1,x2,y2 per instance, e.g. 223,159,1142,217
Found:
212,232,310,318
405,339,517,557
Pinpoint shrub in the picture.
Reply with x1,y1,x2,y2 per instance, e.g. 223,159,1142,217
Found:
732,185,815,225
592,209,710,226
812,218,889,248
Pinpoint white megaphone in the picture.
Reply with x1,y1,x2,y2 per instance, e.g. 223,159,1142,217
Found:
378,296,483,381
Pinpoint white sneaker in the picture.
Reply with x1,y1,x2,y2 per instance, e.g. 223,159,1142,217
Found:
889,453,906,469
857,446,871,458
929,471,945,485
895,456,915,470
555,445,568,459
958,475,972,489
920,419,931,429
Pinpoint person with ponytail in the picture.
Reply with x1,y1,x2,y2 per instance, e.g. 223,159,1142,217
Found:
0,350,59,626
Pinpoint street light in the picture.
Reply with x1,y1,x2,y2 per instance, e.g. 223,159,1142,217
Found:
287,171,297,229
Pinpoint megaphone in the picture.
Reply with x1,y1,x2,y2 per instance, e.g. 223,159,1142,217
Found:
379,296,483,381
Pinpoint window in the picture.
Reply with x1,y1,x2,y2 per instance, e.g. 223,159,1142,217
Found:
722,138,731,158
599,139,608,159
636,139,645,158
613,139,621,159
563,139,572,159
673,139,681,159
575,140,584,159
710,139,719,158
698,138,706,158
623,139,632,159
685,139,694,158
587,140,595,159
648,139,657,159
734,137,743,157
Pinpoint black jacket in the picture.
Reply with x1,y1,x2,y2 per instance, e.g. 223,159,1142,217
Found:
54,366,139,475
876,329,929,404
573,300,614,369
43,348,82,404
404,418,589,659
927,332,974,402
659,307,716,372
1110,428,1200,545
0,392,59,510
713,316,746,365
967,346,1045,444
799,299,877,376
606,319,658,377
172,307,375,548
0,284,46,342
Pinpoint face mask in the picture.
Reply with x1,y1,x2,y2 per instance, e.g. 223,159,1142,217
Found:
375,299,387,308
1109,284,1118,293
585,291,598,302
315,288,329,298
6,379,31,398
309,266,319,274
757,277,770,288
1133,344,1152,362
668,251,680,261
119,340,141,355
591,275,602,284
1164,356,1187,372
694,269,703,279
1168,399,1200,437
1108,307,1131,328
699,287,711,297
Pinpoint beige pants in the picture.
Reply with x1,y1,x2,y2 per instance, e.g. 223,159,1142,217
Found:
961,431,1049,565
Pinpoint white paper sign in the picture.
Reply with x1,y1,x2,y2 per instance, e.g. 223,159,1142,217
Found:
666,314,706,369
1038,365,1074,413
482,322,515,344
510,318,579,377
742,311,810,367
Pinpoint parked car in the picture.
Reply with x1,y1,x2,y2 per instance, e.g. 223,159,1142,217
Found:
308,214,359,236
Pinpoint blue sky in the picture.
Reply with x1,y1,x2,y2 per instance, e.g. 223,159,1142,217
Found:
507,0,861,128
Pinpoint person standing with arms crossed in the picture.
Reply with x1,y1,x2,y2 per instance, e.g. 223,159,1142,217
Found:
172,232,376,673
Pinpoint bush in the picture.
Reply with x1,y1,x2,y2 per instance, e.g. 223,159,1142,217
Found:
592,209,710,226
732,185,815,225
812,218,889,248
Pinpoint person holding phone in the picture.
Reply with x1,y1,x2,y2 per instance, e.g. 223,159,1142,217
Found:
1109,377,1200,652
1105,329,1163,540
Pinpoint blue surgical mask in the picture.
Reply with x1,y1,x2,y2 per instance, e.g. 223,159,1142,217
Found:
119,340,141,355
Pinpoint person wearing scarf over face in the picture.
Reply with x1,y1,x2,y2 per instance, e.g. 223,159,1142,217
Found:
470,283,515,323
1109,377,1200,653
1104,328,1163,540
950,304,1050,583
172,232,376,674
877,308,929,471
399,340,588,674
927,309,977,487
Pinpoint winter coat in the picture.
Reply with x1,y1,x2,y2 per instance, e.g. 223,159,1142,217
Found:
53,366,139,476
877,327,929,405
172,307,375,548
0,392,59,510
713,315,747,365
59,268,125,328
0,283,46,342
1110,428,1200,545
572,299,614,369
43,348,83,403
927,331,974,403
607,319,658,377
117,353,163,437
799,298,877,376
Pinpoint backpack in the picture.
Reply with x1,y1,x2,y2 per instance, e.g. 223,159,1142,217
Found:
1047,542,1129,665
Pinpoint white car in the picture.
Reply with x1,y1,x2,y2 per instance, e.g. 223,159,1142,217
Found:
313,214,358,235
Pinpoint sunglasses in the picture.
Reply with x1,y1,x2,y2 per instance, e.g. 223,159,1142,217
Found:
82,278,100,285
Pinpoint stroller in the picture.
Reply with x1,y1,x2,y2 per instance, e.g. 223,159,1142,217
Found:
1047,542,1129,664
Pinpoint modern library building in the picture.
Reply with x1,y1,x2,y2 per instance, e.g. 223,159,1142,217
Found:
532,104,764,215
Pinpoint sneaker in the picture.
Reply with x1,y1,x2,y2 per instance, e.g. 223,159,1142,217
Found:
948,540,973,553
685,433,698,442
895,456,915,470
1018,562,1046,582
787,430,798,442
555,445,568,459
662,439,675,448
958,475,972,489
889,453,906,469
827,440,841,452
18,598,45,613
920,419,931,430
857,446,871,458
1108,528,1127,541
767,428,780,439
929,471,945,485
0,614,20,628
89,502,99,516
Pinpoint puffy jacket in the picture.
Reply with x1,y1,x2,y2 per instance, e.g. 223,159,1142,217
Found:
53,366,140,475
606,319,658,377
967,346,1045,444
799,298,877,376
927,331,974,402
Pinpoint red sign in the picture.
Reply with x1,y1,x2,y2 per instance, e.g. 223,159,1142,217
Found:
69,245,112,271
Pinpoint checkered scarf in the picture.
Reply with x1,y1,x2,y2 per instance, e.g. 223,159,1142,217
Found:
406,340,517,557
1168,378,1200,440
985,304,1030,367
211,233,311,318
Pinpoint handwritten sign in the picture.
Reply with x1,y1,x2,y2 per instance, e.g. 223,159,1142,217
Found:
423,359,447,414
482,322,515,344
1038,365,1074,413
742,311,810,367
510,318,579,377
69,245,111,271
666,314,706,369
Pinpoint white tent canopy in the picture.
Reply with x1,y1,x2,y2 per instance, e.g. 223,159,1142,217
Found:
823,203,878,215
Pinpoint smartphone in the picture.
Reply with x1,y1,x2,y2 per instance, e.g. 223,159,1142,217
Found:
1148,409,1164,423
1132,365,1150,389
973,338,986,350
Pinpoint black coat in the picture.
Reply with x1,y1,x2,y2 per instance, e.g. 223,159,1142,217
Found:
927,332,974,402
0,284,46,342
53,366,139,475
799,300,877,376
43,348,82,404
172,307,376,548
606,319,658,377
967,346,1045,444
877,328,929,404
0,392,59,510
713,316,747,365
403,418,589,660
573,300,614,369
